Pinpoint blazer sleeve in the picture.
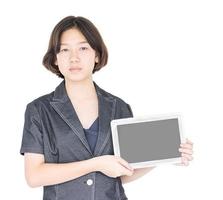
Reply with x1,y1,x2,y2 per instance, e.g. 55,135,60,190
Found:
126,103,133,118
20,102,44,155
120,102,134,118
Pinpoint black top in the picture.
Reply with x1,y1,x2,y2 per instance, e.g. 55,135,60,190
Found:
83,117,99,153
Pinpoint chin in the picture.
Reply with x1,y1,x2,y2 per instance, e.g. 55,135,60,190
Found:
65,74,92,83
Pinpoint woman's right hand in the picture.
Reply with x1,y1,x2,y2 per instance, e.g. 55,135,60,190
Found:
91,155,134,178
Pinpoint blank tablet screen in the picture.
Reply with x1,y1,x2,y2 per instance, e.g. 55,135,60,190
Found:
116,118,181,163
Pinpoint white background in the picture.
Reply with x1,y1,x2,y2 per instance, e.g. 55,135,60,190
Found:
0,0,222,199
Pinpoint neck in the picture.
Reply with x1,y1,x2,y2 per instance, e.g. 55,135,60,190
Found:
65,78,96,101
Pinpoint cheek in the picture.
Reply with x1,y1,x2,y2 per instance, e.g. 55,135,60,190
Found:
82,53,97,66
57,56,69,67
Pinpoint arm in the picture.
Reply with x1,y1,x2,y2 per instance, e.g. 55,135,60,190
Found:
24,153,97,187
24,153,133,188
121,167,156,184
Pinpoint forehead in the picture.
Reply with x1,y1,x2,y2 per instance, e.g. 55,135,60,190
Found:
60,28,87,44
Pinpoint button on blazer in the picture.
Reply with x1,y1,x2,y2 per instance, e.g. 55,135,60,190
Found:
20,80,133,200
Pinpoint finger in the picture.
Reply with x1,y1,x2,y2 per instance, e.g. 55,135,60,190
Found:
181,153,193,161
186,138,193,145
117,157,133,171
180,143,193,150
179,148,193,155
122,168,134,176
181,157,189,166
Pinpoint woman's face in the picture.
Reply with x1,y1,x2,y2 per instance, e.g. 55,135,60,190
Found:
55,28,98,83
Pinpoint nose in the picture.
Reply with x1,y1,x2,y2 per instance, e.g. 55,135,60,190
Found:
70,49,80,63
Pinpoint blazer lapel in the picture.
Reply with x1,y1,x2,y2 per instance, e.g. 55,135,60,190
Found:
50,81,92,156
93,82,116,156
50,80,116,158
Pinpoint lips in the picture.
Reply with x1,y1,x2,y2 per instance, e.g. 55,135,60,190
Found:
69,67,82,71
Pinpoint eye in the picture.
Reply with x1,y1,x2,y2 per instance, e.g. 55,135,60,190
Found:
60,48,69,52
80,47,88,51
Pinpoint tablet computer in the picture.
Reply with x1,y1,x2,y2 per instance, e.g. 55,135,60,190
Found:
111,115,184,168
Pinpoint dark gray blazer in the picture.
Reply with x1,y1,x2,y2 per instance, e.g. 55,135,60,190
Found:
20,80,133,200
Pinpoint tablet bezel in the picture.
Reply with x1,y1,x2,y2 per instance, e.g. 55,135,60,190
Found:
110,114,185,168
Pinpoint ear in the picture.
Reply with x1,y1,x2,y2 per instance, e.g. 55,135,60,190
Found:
95,56,99,63
55,59,58,66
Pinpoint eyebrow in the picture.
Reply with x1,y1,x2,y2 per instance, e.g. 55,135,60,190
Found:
60,41,89,45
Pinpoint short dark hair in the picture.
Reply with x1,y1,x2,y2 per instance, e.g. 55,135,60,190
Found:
42,16,108,78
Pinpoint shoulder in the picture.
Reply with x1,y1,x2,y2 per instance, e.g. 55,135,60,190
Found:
96,83,129,105
95,83,133,117
25,91,55,112
26,81,63,109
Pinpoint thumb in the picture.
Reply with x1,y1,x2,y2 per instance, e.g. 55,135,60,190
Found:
117,156,133,171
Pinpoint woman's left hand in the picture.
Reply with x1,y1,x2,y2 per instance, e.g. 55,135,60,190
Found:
178,138,194,166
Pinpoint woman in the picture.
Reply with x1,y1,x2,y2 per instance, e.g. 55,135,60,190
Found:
20,16,194,200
